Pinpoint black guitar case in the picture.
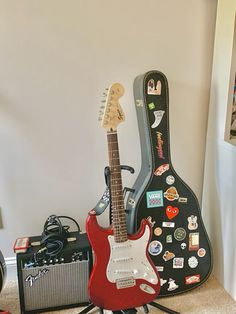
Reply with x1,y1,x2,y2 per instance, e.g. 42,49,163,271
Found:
0,250,6,293
126,70,212,296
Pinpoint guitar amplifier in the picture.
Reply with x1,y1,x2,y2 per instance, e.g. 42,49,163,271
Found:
16,232,92,314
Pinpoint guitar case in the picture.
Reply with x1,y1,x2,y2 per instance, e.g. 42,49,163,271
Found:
126,70,212,296
0,250,6,293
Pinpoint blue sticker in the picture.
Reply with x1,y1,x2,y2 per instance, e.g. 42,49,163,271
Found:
146,190,164,208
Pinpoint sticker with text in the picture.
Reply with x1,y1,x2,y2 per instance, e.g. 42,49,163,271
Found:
154,163,169,176
146,191,164,208
162,221,175,228
185,274,200,285
164,187,179,201
156,266,164,272
178,197,188,203
151,110,165,128
156,132,165,159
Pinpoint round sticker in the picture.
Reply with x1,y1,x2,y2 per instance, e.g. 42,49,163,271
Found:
197,248,206,257
188,256,198,268
154,227,162,236
174,228,186,241
166,175,175,185
148,240,163,256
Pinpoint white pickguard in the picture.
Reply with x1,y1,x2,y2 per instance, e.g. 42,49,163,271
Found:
106,225,158,289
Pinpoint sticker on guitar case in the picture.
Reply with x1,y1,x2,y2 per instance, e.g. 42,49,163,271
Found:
156,132,165,159
188,256,198,268
189,233,199,251
148,240,163,256
173,258,184,268
185,274,200,285
147,79,161,95
178,197,188,203
163,251,175,261
166,235,172,243
166,175,175,185
154,164,169,176
166,205,179,220
146,191,164,208
151,110,165,128
156,266,164,272
164,187,179,201
148,102,155,110
174,228,186,241
197,248,206,257
167,278,179,291
188,215,198,230
160,278,167,286
154,227,162,236
162,222,175,228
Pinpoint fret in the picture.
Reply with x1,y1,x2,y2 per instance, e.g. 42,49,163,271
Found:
107,130,128,243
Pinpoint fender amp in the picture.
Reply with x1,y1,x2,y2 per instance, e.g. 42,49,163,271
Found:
16,232,92,314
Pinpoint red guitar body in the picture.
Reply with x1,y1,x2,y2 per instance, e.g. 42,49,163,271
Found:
86,213,160,311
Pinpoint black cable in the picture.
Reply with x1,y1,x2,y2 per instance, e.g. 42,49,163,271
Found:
33,214,80,265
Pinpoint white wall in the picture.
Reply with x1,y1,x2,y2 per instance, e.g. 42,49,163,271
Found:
0,0,217,258
202,0,236,301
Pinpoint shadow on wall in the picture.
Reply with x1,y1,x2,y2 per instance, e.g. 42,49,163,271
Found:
202,85,224,285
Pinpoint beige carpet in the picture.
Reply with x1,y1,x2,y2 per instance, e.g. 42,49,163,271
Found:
0,276,236,314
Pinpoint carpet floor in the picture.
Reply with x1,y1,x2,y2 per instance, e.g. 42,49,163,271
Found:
0,276,236,314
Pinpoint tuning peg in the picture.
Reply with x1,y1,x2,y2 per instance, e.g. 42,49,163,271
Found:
105,87,109,91
100,105,105,109
101,99,106,103
102,92,107,97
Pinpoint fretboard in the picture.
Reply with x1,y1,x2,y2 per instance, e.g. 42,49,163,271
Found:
107,131,128,243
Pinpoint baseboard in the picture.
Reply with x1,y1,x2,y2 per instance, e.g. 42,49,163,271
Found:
5,257,16,267
5,257,17,281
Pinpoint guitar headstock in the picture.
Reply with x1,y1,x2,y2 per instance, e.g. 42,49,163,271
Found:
99,83,125,131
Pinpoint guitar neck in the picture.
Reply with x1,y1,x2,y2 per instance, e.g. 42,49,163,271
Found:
107,131,128,242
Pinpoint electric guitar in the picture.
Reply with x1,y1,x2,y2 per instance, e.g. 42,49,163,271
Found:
126,70,213,296
86,83,160,311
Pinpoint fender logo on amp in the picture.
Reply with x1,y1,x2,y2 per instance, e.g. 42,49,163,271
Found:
25,268,49,287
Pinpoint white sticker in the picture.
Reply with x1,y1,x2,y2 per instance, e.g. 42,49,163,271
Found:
162,222,175,228
173,258,184,268
166,175,175,185
188,256,198,268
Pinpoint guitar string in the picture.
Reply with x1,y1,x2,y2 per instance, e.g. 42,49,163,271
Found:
107,131,127,242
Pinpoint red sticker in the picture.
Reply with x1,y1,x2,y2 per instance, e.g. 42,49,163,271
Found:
154,164,169,176
185,274,200,285
166,206,179,220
